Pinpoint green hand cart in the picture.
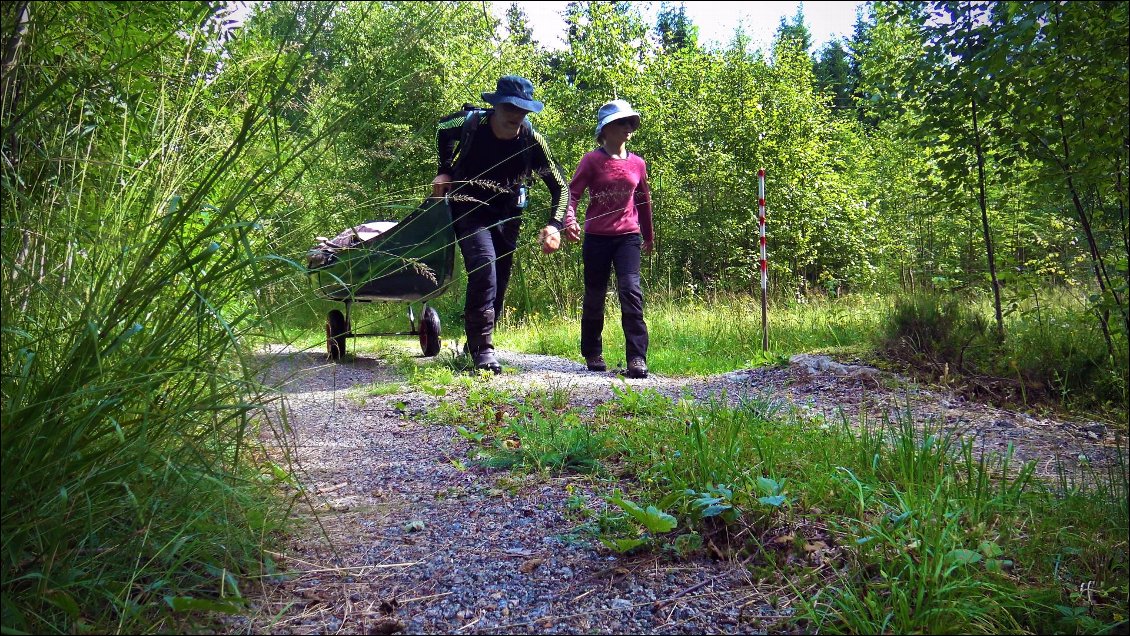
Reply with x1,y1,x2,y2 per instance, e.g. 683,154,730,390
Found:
307,197,457,360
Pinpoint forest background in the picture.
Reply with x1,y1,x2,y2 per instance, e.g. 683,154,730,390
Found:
1,1,1127,633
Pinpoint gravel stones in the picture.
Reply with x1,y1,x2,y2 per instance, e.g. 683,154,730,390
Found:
232,343,1126,634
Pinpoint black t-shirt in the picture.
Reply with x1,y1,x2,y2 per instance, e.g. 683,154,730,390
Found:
435,109,567,227
451,122,529,214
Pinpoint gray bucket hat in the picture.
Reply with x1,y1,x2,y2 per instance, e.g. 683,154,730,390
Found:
595,99,641,138
481,75,544,113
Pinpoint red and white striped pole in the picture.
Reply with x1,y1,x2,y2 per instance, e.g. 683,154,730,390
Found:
758,169,768,351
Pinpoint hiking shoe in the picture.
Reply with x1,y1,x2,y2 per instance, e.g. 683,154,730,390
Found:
627,357,648,379
586,354,607,372
472,347,502,374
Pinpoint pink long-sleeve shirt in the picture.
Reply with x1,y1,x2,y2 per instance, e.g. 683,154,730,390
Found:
565,148,653,242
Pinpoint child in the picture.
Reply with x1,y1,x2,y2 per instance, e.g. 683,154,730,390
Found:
564,99,654,378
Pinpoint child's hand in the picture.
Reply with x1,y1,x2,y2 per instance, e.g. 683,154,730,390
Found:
565,221,581,242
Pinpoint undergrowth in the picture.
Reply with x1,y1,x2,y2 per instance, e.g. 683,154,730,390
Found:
426,380,1129,634
880,291,1128,418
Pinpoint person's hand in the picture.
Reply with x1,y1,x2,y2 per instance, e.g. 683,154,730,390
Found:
565,220,581,242
643,239,655,255
431,174,453,198
539,225,561,254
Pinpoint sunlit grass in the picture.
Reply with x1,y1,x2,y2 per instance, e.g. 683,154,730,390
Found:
287,285,1124,422
0,6,335,633
431,382,1129,635
881,289,1127,416
496,292,888,375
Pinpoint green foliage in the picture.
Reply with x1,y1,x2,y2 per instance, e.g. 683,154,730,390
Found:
359,381,407,398
428,358,1127,633
608,491,678,533
408,365,458,396
2,1,1127,632
0,2,349,632
481,408,609,474
604,382,673,417
655,2,698,53
431,385,611,474
596,491,678,554
880,290,1127,410
814,39,856,114
689,483,741,523
861,1,1128,357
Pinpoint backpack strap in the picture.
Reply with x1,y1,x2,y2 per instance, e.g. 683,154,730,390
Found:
454,106,535,185
519,121,535,185
453,107,487,181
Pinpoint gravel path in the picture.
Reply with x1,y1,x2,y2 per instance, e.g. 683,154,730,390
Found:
228,344,1126,634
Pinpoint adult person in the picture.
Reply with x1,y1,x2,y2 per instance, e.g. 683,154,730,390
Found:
432,75,568,373
563,99,653,378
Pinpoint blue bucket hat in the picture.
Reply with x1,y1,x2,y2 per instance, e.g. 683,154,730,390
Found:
482,75,544,113
595,99,641,139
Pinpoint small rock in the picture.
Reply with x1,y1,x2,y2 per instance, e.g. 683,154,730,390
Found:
369,618,406,634
1083,422,1106,436
611,598,633,610
519,558,544,574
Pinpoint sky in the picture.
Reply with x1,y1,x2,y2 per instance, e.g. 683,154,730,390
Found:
492,1,868,53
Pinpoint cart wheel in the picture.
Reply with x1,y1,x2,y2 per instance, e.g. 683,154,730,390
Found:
327,309,348,361
419,306,441,357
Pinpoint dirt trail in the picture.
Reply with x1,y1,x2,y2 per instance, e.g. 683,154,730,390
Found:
229,346,1125,634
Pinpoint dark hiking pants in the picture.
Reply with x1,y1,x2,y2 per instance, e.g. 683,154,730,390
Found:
454,211,521,350
581,233,648,361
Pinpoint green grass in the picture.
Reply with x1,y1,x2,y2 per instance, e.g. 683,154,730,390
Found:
495,292,887,376
0,6,336,633
293,285,1125,420
430,382,1129,634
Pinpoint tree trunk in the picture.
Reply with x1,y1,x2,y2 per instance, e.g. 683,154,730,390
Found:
970,96,1004,339
1058,114,1117,359
1114,154,1129,338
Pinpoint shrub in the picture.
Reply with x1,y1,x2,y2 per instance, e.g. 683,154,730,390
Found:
880,293,990,371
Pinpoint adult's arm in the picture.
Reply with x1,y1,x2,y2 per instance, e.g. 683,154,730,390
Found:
529,129,568,231
564,153,592,241
435,111,465,177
